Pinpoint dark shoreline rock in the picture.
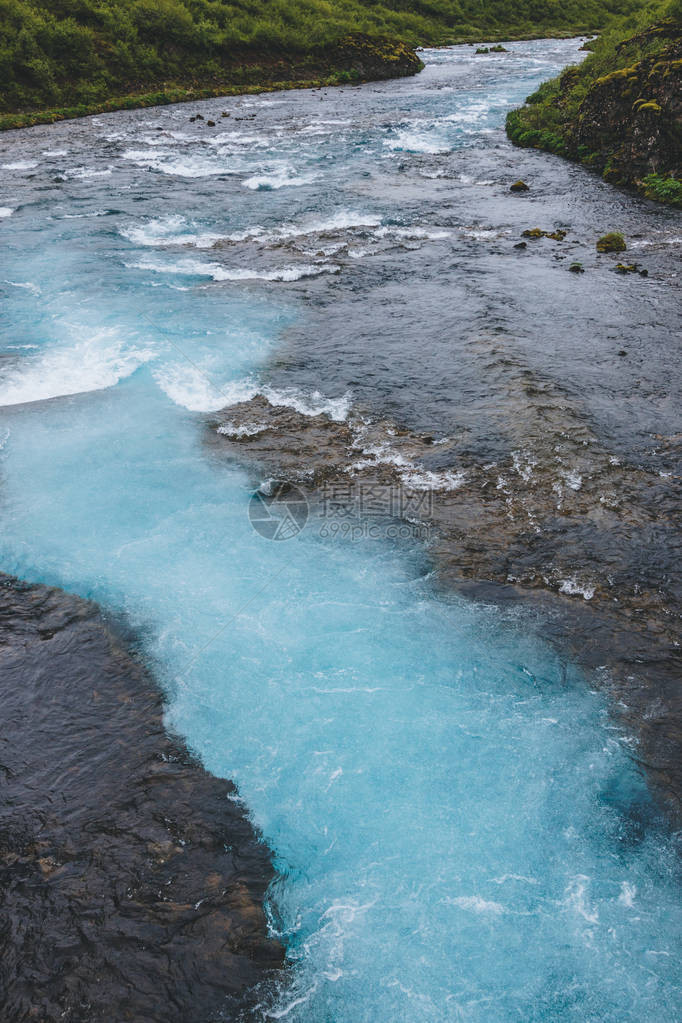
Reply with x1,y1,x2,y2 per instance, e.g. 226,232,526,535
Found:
207,394,682,826
0,574,284,1022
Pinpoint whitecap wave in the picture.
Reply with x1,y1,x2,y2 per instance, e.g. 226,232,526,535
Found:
374,226,450,241
120,215,225,250
351,440,464,491
0,207,14,218
217,421,270,438
0,332,156,407
153,364,247,412
122,148,242,178
127,256,339,282
1,160,38,171
384,129,450,155
242,167,319,190
156,364,351,420
65,166,113,179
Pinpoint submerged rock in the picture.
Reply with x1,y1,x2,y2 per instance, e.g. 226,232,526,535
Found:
0,575,283,1022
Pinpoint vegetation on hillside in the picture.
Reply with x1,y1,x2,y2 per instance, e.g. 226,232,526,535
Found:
506,0,682,205
0,0,646,125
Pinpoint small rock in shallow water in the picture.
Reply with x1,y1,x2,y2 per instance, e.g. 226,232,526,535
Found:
569,262,585,273
522,228,566,241
510,180,530,192
207,119,215,126
615,263,639,274
597,232,626,252
514,241,527,249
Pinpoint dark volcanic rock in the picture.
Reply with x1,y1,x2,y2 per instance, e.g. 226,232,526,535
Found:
0,575,283,1022
207,394,682,824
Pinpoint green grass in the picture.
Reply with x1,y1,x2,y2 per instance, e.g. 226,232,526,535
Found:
0,0,649,123
641,172,682,205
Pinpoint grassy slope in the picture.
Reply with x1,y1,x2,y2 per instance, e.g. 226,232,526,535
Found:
1,0,646,128
506,0,682,205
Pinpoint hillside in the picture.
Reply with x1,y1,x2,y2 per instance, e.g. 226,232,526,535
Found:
1,0,646,127
506,0,682,205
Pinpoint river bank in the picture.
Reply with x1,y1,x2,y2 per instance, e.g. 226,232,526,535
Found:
0,574,283,1022
0,29,609,133
0,36,422,133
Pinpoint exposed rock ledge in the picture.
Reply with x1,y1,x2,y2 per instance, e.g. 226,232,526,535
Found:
208,395,681,825
0,574,283,1022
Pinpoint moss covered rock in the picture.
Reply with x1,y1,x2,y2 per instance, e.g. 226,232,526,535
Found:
597,232,627,252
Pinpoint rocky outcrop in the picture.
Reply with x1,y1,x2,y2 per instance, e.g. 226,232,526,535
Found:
573,29,681,186
507,18,682,206
0,575,283,1022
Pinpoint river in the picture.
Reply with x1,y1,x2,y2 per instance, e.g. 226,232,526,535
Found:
0,37,680,1022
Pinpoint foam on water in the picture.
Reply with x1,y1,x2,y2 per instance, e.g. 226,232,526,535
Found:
123,147,249,177
0,37,680,1023
127,255,339,281
243,167,319,190
384,126,451,154
1,160,38,171
120,215,226,249
0,331,156,406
